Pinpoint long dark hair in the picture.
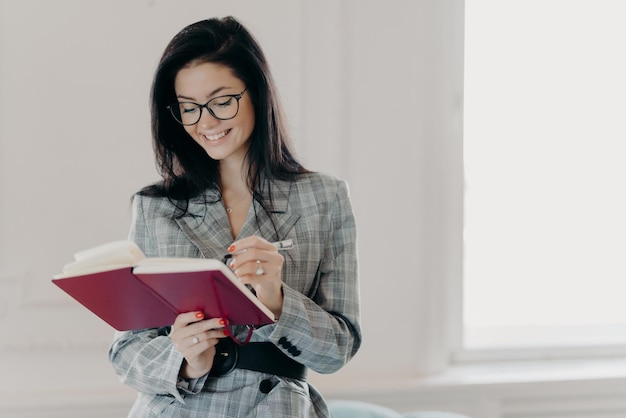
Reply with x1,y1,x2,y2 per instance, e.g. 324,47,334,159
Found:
141,16,308,215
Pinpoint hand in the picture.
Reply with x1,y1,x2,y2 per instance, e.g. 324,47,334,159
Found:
227,236,285,318
170,311,227,379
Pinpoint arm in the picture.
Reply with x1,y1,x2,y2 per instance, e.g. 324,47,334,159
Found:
108,195,207,401
109,328,199,402
262,179,362,374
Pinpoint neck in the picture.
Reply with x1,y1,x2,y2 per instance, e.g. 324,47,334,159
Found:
219,159,253,214
219,155,248,188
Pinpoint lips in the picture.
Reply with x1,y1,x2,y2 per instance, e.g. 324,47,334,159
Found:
203,129,231,141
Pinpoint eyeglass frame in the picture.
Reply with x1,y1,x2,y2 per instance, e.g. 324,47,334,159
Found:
166,88,247,126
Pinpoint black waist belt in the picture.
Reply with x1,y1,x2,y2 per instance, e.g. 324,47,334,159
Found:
209,339,307,381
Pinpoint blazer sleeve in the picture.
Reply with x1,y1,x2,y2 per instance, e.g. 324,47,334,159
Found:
263,179,362,374
108,195,206,403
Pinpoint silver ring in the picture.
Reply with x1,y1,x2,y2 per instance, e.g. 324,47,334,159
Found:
255,260,264,276
192,336,199,344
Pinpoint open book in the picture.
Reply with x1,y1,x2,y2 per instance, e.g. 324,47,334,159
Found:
52,241,276,331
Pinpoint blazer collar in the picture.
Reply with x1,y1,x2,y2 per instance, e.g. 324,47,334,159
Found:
176,177,300,259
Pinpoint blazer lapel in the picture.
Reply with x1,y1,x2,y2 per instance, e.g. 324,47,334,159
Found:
175,178,300,258
238,178,301,242
175,189,233,260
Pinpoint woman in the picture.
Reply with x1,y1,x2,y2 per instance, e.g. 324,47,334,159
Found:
108,17,361,417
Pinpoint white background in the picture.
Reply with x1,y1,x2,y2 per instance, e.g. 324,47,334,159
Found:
3,1,626,417
0,0,463,414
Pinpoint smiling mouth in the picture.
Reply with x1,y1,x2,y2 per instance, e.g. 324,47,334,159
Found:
203,129,231,141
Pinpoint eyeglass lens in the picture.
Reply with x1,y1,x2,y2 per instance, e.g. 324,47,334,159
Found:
170,94,241,125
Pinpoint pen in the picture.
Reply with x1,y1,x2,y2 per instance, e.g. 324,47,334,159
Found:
222,239,294,297
222,239,294,264
271,239,294,250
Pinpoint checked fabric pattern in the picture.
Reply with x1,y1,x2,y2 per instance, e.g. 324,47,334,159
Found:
109,172,362,418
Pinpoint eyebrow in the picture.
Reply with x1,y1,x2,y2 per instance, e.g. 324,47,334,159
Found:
176,86,233,102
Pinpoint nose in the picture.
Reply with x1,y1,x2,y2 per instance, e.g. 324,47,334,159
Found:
197,106,220,129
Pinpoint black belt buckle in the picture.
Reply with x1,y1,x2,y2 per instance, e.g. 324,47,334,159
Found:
208,338,238,377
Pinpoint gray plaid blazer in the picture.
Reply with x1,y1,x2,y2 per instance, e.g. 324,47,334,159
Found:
109,172,361,418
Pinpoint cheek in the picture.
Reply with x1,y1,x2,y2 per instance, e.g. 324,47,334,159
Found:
183,125,197,140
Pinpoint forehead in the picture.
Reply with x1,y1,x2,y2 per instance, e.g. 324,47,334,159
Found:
174,62,242,99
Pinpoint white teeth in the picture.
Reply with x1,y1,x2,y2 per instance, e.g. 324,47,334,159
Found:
204,130,229,141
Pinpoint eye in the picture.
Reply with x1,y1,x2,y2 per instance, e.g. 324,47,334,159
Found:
212,96,234,108
179,103,199,114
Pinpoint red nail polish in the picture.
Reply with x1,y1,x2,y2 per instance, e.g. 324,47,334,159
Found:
219,319,225,325
195,312,204,319
228,244,236,252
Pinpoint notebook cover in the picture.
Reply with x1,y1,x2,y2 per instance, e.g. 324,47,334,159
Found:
52,267,178,331
134,269,275,327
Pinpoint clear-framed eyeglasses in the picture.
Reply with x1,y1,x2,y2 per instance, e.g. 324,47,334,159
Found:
167,88,247,126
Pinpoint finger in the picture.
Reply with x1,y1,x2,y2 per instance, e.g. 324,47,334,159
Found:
171,315,225,349
230,245,283,267
178,320,228,356
189,317,227,335
172,311,207,337
233,253,283,277
173,311,206,328
237,259,269,278
188,328,229,348
228,236,275,255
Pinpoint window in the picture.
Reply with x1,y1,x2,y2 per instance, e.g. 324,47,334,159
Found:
463,0,626,357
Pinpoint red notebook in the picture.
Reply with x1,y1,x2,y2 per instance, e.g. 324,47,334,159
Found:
52,241,276,331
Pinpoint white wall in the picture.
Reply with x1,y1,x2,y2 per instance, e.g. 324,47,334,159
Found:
1,0,463,412
5,2,624,418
